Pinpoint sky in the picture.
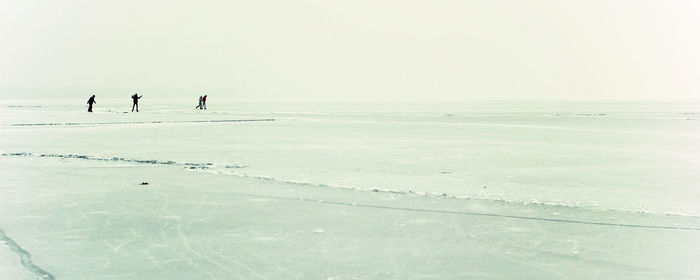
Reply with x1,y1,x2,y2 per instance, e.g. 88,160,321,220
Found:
1,0,699,101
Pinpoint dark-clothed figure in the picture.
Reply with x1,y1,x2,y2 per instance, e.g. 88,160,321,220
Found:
87,95,96,112
131,93,142,112
202,95,207,110
196,96,203,109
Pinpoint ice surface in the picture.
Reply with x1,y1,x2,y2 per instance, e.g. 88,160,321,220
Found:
1,99,700,279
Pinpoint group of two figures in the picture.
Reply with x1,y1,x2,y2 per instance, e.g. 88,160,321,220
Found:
86,93,142,112
196,95,208,110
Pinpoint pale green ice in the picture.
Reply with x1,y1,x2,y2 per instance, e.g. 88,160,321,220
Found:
1,100,700,279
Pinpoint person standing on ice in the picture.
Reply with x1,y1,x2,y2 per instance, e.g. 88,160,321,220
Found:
196,96,203,109
131,93,142,112
202,95,207,109
87,95,96,112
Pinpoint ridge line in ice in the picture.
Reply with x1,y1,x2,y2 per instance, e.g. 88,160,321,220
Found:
0,152,246,169
6,152,700,220
202,169,700,220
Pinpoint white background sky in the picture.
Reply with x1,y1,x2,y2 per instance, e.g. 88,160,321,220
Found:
1,0,699,101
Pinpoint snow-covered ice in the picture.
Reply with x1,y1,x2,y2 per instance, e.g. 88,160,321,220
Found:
1,99,700,279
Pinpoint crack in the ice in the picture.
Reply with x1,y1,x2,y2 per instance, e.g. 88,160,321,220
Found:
6,119,275,127
225,192,700,232
0,228,55,280
1,152,247,170
5,152,699,231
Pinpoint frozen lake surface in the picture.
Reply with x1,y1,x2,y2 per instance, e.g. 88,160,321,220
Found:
1,99,700,279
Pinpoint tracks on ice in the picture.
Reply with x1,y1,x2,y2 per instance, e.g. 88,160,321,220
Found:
0,228,55,280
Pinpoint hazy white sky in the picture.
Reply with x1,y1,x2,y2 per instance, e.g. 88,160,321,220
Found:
1,0,699,100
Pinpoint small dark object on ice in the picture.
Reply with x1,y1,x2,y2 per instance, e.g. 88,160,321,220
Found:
140,182,149,185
